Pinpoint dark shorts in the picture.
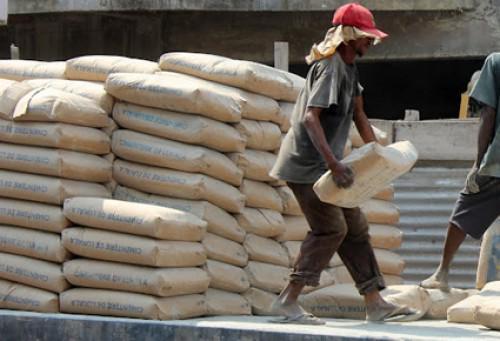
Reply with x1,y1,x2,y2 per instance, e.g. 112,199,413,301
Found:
450,174,500,239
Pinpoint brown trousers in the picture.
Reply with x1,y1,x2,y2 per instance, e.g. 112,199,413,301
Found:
288,182,385,295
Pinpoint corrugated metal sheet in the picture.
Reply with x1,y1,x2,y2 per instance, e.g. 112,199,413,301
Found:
393,165,481,289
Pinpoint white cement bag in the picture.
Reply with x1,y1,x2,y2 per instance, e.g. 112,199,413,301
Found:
112,129,243,186
62,227,206,267
204,259,250,293
63,197,206,241
425,288,469,320
113,160,245,213
242,287,279,316
66,55,160,82
277,101,294,132
447,281,500,323
245,261,289,293
373,184,395,202
240,179,283,211
314,141,418,208
361,199,400,225
158,52,304,101
374,249,405,275
476,219,500,289
13,88,109,127
112,102,245,152
61,288,206,320
0,81,33,119
276,186,302,216
235,119,281,151
244,234,289,267
24,79,114,113
0,119,111,154
282,241,301,267
229,149,277,182
381,285,431,321
101,116,118,137
474,300,500,330
0,170,110,205
369,224,403,250
202,233,248,267
302,269,337,294
350,123,390,147
0,252,69,293
113,186,246,243
0,225,70,263
0,60,66,81
0,143,111,182
0,197,69,232
236,208,285,238
0,278,59,313
274,216,309,242
204,288,251,316
63,259,210,297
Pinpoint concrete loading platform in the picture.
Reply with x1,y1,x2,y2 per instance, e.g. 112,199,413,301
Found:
1,310,500,341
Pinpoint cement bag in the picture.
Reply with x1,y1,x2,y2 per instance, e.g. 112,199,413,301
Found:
374,249,405,275
314,141,418,208
66,55,160,82
425,288,469,320
0,225,70,263
112,129,243,186
380,285,431,321
61,288,206,320
229,149,277,182
282,241,301,267
204,259,250,293
277,101,294,132
62,227,206,267
384,275,404,285
113,160,245,213
242,287,279,316
63,259,209,297
112,102,245,153
0,170,110,205
276,186,302,216
302,269,337,294
350,123,390,147
0,81,33,119
476,219,500,289
344,139,353,157
158,52,304,102
474,300,500,330
13,88,109,128
113,186,246,243
24,79,114,113
235,119,281,151
0,60,66,81
0,143,111,182
373,184,395,202
447,281,500,323
202,233,248,267
245,261,289,293
0,197,69,233
0,119,110,155
101,117,118,137
329,253,344,267
236,208,285,238
361,199,400,225
205,288,251,316
0,252,69,293
326,266,352,284
0,278,59,313
240,179,283,212
369,224,403,250
244,234,289,267
63,197,206,241
274,216,309,242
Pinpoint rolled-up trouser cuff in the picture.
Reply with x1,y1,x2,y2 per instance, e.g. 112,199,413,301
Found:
289,271,321,287
356,275,386,295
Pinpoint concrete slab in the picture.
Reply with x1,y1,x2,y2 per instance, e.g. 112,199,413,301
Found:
1,310,499,341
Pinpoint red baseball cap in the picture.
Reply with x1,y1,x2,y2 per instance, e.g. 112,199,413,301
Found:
332,3,388,39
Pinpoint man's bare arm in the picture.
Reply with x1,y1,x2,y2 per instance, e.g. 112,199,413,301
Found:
476,105,496,167
353,95,377,144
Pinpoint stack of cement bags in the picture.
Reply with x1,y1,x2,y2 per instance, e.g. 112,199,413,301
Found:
0,76,113,313
0,60,66,81
59,197,210,320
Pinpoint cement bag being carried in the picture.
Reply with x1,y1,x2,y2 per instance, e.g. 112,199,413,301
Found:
112,129,243,186
229,149,277,182
0,252,69,293
0,119,111,154
63,259,210,297
245,261,289,293
369,224,403,250
447,281,500,323
0,143,111,182
240,179,283,212
0,197,69,233
361,199,400,225
242,287,279,316
236,208,285,238
425,288,469,320
0,170,110,205
0,60,66,81
0,225,70,263
158,52,304,102
61,288,207,320
314,141,418,208
276,186,302,216
113,186,246,243
373,184,395,202
0,278,59,313
274,216,309,242
244,234,289,267
350,123,390,147
235,119,281,151
202,233,248,267
24,79,114,113
204,288,251,316
476,219,500,289
13,88,109,128
0,81,33,119
62,227,206,267
112,102,245,153
63,197,206,241
474,300,500,330
203,259,250,293
66,55,160,82
277,101,294,132
113,160,245,213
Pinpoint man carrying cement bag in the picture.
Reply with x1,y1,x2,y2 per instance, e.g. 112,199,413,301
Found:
421,53,500,291
270,3,415,325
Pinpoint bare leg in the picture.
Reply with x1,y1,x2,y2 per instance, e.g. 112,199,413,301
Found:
272,281,307,318
420,223,466,290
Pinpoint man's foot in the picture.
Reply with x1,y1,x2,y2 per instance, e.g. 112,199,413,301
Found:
270,298,326,325
366,300,418,322
420,269,449,291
